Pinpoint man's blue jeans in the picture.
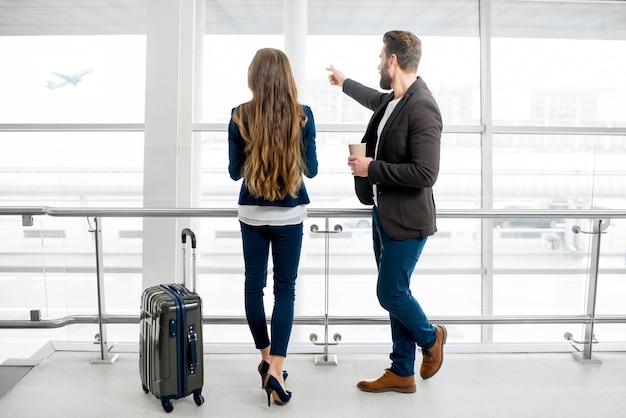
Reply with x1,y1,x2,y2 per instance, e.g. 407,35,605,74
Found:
372,207,437,377
240,221,303,357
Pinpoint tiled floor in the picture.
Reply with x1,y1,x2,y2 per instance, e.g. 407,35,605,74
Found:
1,344,625,418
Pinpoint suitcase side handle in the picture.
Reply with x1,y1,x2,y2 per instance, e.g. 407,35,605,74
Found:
187,324,199,375
181,228,196,248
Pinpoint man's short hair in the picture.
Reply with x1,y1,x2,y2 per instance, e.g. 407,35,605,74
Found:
383,30,422,72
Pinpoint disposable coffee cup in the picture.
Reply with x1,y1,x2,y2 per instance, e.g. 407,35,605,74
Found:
348,143,366,157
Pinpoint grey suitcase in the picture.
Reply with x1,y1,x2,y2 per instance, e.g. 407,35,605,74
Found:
139,228,204,413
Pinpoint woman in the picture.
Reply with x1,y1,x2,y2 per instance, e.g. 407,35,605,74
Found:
228,48,318,407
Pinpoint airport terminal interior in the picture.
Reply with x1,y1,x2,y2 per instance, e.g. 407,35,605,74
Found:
1,0,625,416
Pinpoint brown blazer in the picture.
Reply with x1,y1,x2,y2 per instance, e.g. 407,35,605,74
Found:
343,77,442,240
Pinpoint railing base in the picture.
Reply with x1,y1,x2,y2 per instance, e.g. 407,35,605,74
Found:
90,354,119,364
314,354,338,366
572,352,601,364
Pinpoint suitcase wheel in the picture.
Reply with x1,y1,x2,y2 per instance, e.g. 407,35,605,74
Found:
141,384,149,394
193,390,204,406
161,398,174,413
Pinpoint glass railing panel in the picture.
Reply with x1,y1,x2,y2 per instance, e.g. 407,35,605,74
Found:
0,216,66,320
591,324,626,347
194,216,247,318
596,274,626,317
493,324,582,345
595,210,626,319
422,218,482,268
2,208,625,354
594,208,626,327
410,274,483,317
0,217,46,319
492,274,587,317
0,215,92,358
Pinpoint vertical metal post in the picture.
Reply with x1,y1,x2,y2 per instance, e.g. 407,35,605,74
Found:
573,219,603,364
321,217,332,362
310,217,341,365
90,217,118,364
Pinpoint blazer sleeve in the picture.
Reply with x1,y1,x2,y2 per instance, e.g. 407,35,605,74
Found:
342,79,389,112
227,110,245,181
302,105,318,179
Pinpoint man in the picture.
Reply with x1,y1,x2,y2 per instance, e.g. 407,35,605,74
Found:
327,30,446,393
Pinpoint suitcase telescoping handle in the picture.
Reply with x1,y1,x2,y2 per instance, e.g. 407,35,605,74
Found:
181,228,197,292
181,228,196,249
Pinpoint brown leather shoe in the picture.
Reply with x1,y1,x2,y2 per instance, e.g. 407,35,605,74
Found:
420,324,447,379
356,369,416,393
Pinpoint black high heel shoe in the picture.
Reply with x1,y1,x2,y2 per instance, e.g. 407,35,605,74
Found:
263,374,291,407
257,360,288,389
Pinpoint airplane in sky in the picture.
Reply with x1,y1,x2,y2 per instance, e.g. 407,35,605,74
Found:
45,68,93,90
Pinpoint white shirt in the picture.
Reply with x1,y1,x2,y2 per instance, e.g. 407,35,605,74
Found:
373,97,402,207
238,204,307,226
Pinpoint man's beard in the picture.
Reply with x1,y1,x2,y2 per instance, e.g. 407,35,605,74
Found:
379,62,392,90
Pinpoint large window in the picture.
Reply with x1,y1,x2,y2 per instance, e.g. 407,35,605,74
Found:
492,1,626,128
1,1,625,354
0,36,146,124
0,2,147,205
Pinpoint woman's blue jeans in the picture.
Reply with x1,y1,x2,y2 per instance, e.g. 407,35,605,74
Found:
372,207,437,377
240,221,303,357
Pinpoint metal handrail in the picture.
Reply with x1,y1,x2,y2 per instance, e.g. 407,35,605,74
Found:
1,206,625,219
5,314,626,329
3,122,625,136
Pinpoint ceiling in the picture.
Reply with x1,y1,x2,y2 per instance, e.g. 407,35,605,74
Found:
0,0,624,39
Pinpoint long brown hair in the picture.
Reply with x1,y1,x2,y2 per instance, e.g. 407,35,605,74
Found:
233,48,308,201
